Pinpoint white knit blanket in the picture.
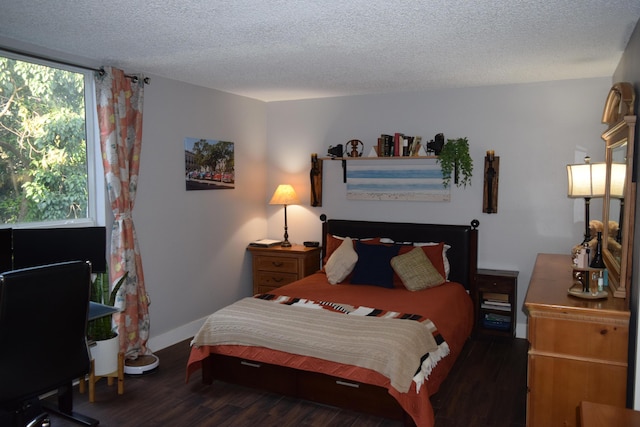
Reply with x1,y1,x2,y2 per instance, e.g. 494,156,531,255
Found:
191,296,449,393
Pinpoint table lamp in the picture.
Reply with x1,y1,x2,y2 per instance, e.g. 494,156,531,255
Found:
269,184,300,247
567,156,606,244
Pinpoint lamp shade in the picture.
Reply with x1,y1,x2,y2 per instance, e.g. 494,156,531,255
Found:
609,163,626,198
269,184,300,205
566,162,606,198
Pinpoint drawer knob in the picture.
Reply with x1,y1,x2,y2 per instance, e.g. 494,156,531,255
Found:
272,261,284,267
600,329,608,335
272,277,284,282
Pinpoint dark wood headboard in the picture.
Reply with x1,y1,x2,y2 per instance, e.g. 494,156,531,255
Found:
320,215,479,292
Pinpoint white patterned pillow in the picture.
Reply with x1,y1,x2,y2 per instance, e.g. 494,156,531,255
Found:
325,237,358,284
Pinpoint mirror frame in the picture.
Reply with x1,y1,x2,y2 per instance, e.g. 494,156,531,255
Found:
601,82,636,299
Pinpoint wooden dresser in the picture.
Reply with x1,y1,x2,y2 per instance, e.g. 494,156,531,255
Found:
247,245,321,294
524,253,630,427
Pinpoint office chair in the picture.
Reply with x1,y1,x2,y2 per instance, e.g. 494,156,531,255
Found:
0,261,98,426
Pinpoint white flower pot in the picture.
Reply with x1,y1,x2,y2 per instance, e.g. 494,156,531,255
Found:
90,335,119,376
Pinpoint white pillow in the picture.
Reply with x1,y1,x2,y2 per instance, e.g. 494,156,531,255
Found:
325,237,358,284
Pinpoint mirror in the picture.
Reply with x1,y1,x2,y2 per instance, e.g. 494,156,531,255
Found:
601,82,636,299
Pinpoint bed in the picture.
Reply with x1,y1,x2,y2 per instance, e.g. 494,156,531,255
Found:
186,216,479,427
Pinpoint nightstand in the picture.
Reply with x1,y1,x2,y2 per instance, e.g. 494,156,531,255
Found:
475,268,518,338
247,245,321,294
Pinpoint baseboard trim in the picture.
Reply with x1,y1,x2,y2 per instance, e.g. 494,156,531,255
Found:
147,316,208,352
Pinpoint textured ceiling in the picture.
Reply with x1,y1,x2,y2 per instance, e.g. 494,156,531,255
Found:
1,1,639,102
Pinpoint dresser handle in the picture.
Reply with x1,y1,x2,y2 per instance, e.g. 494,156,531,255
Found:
240,361,262,368
336,380,360,388
272,277,283,282
272,261,284,267
600,329,608,335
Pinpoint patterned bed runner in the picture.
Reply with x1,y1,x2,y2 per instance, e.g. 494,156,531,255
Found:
254,293,450,392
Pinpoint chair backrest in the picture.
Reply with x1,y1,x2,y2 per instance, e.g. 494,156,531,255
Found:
0,261,92,407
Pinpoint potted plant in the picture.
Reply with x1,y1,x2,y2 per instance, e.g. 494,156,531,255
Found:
88,271,127,376
437,137,473,188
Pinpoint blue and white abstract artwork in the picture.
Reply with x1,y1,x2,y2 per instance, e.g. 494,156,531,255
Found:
346,163,450,201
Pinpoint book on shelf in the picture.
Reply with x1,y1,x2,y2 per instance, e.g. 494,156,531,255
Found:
249,239,282,248
483,319,511,331
393,133,403,157
484,312,510,322
377,133,427,157
482,292,509,302
482,299,511,307
483,312,511,330
380,134,393,157
481,302,511,312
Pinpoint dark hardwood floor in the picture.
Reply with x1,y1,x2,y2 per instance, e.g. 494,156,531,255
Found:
44,337,528,427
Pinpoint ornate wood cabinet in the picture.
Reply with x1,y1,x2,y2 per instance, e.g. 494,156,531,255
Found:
524,253,629,427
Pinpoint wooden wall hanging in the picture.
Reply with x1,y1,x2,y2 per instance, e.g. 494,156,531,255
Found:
310,153,323,207
483,151,499,213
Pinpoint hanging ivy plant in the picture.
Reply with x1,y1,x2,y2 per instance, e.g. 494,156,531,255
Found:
437,137,473,188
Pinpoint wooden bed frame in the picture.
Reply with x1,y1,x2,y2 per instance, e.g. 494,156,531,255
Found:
200,216,479,426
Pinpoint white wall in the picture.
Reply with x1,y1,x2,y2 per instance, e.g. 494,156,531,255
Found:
0,36,616,346
265,78,612,338
134,76,268,351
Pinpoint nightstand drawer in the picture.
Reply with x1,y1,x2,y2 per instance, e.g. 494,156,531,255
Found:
477,277,513,294
254,255,299,274
255,271,298,288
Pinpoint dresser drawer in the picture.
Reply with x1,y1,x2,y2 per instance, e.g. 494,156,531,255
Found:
255,271,298,289
254,255,299,274
530,315,628,363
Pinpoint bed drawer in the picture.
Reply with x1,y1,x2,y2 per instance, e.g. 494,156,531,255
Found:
207,354,297,396
254,255,299,273
297,371,405,421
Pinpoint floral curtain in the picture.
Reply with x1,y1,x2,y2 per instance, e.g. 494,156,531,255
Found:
94,67,149,359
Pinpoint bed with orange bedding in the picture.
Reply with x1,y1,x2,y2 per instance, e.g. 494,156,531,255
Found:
187,217,479,427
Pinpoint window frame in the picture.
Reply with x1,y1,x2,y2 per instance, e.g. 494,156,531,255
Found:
0,49,105,229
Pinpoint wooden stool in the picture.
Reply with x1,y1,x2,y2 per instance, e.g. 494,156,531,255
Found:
79,352,124,402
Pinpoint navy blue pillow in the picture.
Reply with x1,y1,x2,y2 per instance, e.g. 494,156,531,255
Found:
350,241,400,288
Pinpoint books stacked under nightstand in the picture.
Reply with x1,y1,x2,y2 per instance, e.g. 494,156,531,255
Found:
481,292,511,311
481,292,512,331
475,268,518,338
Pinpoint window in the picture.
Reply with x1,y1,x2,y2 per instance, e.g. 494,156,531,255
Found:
0,50,102,227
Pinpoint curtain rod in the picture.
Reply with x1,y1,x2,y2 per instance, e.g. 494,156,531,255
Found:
0,46,150,84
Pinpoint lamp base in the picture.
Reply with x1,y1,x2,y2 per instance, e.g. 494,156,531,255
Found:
281,240,292,248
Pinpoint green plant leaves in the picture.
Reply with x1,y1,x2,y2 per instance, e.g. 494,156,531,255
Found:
437,137,473,188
